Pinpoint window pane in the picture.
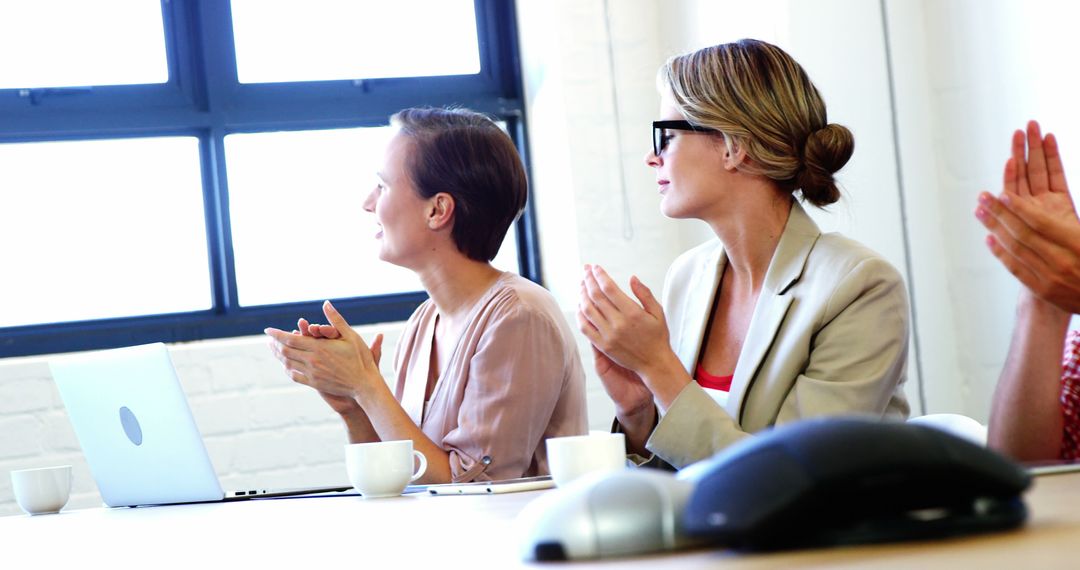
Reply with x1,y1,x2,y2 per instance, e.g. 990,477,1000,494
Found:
0,1,167,89
225,128,520,307
231,0,480,84
0,138,211,327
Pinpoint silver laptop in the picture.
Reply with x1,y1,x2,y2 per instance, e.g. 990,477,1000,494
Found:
50,342,351,507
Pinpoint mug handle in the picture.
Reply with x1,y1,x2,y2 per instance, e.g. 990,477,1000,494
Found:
410,450,428,482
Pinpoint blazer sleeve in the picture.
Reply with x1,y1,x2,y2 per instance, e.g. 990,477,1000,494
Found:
644,384,750,469
440,304,581,482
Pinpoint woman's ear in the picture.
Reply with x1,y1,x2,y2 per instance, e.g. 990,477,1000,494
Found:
427,193,455,230
722,138,748,171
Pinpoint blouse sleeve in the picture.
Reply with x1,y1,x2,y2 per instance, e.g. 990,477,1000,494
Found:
439,303,579,482
1058,330,1080,460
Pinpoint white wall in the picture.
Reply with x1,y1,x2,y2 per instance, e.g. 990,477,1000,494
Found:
4,0,1080,516
887,0,1080,419
518,0,684,305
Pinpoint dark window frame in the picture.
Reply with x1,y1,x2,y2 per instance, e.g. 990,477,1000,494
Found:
0,0,540,358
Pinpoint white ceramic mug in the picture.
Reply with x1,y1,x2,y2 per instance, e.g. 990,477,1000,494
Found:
346,440,427,498
11,465,72,515
546,432,627,487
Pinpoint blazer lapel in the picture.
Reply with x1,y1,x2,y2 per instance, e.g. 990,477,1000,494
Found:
675,245,726,374
728,202,821,421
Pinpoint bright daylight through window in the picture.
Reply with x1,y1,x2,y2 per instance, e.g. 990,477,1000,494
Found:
0,0,532,357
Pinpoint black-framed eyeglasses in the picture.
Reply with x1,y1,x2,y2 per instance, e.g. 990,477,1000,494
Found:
652,120,719,157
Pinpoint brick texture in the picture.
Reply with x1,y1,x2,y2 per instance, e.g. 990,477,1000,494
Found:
0,318,612,516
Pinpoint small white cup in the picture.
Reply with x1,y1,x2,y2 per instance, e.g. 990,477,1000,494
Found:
11,465,72,515
546,432,627,487
346,440,427,498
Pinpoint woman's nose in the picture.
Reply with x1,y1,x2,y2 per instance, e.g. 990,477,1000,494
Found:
362,187,379,212
644,148,661,168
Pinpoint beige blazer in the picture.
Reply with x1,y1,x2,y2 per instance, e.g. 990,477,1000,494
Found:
645,202,910,468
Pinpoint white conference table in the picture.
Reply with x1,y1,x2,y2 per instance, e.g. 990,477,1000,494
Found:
4,472,1080,568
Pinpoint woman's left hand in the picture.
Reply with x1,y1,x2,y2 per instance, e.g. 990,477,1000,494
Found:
578,264,675,378
265,300,386,403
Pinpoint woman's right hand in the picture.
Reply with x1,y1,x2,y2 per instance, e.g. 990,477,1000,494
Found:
590,346,653,419
287,316,384,444
293,317,383,418
580,326,657,455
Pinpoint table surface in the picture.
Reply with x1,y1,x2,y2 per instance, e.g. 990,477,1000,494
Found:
4,472,1080,568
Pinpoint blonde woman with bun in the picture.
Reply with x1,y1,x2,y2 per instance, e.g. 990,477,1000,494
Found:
578,39,910,469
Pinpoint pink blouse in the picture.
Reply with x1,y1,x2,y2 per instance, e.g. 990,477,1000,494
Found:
1060,330,1080,459
391,273,588,482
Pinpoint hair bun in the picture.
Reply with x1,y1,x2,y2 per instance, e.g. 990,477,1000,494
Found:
797,123,854,207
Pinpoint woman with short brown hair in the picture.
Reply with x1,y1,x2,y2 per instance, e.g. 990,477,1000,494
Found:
267,108,587,484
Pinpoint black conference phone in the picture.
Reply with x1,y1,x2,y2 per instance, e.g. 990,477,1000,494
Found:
680,417,1031,551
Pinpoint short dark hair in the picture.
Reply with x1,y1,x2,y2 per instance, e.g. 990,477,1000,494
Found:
390,107,528,262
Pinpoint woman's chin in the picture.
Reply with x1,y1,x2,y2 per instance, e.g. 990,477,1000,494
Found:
659,199,690,220
377,249,416,271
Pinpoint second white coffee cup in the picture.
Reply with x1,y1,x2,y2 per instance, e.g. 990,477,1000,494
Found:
346,440,427,498
11,465,72,515
546,432,627,487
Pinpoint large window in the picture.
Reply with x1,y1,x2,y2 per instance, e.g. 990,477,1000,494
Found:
0,0,536,357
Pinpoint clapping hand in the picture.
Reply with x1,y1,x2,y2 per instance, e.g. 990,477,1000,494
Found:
976,120,1080,313
577,264,671,374
266,301,385,408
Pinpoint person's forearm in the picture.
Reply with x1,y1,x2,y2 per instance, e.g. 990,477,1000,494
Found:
639,350,693,412
355,383,454,484
340,407,380,444
989,293,1070,461
613,351,691,457
617,405,657,457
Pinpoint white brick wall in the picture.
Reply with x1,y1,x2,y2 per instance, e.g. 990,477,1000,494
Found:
0,327,380,515
0,315,616,516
